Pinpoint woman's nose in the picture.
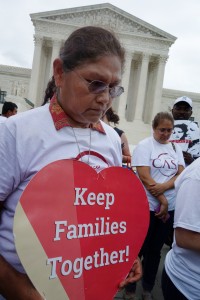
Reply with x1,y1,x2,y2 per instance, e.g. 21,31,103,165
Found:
96,89,111,104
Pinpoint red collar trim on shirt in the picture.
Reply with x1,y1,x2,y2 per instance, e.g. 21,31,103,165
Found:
49,95,106,134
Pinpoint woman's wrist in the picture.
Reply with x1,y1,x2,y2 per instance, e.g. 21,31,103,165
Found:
158,195,168,206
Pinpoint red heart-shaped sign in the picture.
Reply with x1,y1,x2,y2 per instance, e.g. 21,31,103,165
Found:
14,159,149,300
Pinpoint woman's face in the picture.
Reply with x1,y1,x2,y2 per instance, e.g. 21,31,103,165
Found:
153,119,173,144
172,127,184,140
53,55,122,127
186,122,199,140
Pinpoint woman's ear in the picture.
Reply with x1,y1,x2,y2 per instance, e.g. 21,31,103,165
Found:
53,58,64,87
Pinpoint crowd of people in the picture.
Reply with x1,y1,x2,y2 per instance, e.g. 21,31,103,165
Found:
0,25,199,300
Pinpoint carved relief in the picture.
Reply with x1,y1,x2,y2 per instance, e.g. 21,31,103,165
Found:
127,36,171,52
0,65,31,76
11,81,28,97
41,9,165,38
35,21,71,37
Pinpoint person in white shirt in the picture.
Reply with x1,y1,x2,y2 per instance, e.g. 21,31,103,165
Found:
162,157,200,300
126,112,185,300
171,96,195,165
0,115,6,124
0,26,141,300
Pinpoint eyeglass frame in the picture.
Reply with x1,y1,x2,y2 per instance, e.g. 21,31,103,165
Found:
72,70,124,98
156,128,173,133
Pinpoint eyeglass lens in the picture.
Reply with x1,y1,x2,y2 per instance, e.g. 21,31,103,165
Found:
88,80,124,98
158,128,173,133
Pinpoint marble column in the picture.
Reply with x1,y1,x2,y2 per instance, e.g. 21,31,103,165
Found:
28,35,43,107
49,39,62,77
134,53,150,121
117,51,133,120
126,59,139,121
151,55,168,120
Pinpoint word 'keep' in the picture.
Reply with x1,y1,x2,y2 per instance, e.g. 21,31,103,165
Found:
74,188,115,210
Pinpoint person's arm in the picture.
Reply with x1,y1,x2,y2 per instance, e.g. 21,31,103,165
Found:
136,166,168,217
175,228,200,252
148,165,184,196
0,255,44,300
121,133,131,164
182,151,194,165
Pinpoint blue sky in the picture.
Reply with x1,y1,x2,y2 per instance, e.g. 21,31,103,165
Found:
0,0,200,93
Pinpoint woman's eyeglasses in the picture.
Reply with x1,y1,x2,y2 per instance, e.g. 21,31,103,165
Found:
157,128,173,133
73,71,124,98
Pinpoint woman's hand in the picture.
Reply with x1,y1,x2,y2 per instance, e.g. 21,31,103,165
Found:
155,197,168,221
148,182,167,196
122,155,131,166
118,257,142,289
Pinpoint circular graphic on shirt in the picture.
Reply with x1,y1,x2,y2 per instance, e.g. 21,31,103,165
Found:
152,153,178,177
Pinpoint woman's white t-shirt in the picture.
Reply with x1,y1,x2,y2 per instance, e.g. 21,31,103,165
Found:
132,136,185,211
0,104,122,273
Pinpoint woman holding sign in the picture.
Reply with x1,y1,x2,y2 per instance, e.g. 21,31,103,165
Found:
0,26,142,300
127,112,185,300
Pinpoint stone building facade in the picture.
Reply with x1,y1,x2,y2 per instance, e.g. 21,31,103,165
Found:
0,3,200,145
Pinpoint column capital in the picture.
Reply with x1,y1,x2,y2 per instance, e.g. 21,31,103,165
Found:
139,53,150,62
156,55,168,64
33,35,43,46
125,50,134,60
51,38,62,47
133,60,139,69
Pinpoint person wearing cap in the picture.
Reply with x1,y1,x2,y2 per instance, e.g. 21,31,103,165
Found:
165,96,198,249
171,96,195,165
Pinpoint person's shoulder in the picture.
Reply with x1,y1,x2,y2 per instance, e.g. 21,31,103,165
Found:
138,136,152,146
7,105,48,123
176,158,200,188
0,115,7,123
113,127,124,137
101,120,115,133
100,121,120,139
4,105,49,133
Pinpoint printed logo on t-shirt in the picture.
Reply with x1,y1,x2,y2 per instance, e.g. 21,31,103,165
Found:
152,152,177,177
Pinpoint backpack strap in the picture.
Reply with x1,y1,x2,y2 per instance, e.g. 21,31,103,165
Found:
171,142,176,152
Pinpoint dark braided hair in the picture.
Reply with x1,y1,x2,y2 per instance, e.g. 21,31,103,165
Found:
42,76,56,105
105,107,120,125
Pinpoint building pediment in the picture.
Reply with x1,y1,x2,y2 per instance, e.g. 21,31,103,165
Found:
30,3,176,42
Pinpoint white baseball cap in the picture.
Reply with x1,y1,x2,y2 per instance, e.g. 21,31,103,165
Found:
174,96,192,108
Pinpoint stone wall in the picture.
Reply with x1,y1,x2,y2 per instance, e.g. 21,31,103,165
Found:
0,65,31,99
